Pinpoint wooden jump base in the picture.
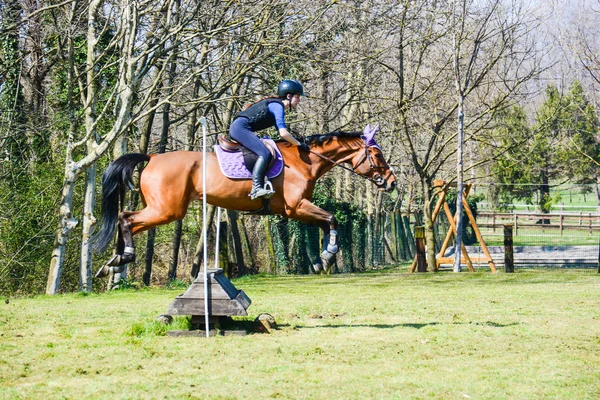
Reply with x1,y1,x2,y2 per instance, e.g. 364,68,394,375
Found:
167,268,251,326
410,180,497,273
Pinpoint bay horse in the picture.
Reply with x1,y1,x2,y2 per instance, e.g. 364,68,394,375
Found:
92,124,396,277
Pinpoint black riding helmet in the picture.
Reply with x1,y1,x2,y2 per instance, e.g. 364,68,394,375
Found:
277,79,305,98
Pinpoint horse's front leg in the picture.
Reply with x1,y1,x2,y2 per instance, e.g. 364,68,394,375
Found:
292,199,339,274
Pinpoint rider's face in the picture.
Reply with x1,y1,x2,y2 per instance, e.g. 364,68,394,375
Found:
289,94,301,109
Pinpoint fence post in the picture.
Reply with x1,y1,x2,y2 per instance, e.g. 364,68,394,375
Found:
559,214,564,236
415,226,427,272
504,224,514,273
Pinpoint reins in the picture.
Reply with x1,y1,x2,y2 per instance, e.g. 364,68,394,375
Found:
306,145,387,185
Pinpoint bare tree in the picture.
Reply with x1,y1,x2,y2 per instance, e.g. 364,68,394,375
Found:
47,0,208,294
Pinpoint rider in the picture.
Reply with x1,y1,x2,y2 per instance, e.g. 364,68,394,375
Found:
229,79,310,200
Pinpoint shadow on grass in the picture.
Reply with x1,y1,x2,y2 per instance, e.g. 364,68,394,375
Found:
284,321,520,330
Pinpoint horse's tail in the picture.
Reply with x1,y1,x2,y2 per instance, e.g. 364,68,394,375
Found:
92,153,151,253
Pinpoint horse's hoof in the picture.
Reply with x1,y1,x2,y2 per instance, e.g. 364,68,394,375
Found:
321,249,336,264
95,265,110,278
320,260,330,274
312,263,323,274
95,254,122,278
106,254,121,266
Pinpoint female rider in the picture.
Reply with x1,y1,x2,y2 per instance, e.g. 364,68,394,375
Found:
229,79,309,200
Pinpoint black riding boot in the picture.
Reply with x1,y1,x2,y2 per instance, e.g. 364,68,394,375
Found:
249,156,275,200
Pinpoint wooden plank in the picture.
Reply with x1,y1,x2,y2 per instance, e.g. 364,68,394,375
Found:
442,200,474,272
436,256,491,264
166,269,251,317
462,193,496,272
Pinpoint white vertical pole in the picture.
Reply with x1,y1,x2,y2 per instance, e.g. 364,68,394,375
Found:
200,116,210,337
214,207,222,269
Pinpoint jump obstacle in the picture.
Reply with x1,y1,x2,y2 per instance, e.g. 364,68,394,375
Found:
167,268,251,331
165,117,253,337
410,180,497,273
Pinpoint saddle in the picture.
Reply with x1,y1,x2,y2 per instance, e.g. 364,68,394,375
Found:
214,135,284,180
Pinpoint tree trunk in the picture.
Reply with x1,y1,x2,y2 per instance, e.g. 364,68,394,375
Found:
264,218,277,273
46,168,78,294
595,176,600,212
217,221,230,274
421,177,437,272
168,220,183,281
226,210,246,276
239,216,255,269
454,96,465,272
143,228,156,286
80,163,96,292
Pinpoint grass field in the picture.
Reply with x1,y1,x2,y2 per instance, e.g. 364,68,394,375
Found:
1,268,599,399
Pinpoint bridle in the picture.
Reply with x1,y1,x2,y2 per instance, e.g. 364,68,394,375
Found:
307,142,395,186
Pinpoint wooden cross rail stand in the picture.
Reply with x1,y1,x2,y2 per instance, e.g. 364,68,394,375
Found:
410,180,497,273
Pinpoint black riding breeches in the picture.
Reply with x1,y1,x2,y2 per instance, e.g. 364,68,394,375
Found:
229,117,272,163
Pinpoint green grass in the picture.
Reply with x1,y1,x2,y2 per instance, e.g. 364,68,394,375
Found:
1,269,599,399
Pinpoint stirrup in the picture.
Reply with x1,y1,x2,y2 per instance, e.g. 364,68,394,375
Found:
249,180,275,200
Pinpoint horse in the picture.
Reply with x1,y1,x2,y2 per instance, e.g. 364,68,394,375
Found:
92,124,396,277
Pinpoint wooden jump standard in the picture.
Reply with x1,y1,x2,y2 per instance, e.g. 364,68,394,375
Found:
410,180,497,272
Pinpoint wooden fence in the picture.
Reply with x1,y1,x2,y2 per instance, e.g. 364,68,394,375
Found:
477,211,600,236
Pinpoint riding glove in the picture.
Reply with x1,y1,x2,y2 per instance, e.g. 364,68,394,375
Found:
298,143,310,152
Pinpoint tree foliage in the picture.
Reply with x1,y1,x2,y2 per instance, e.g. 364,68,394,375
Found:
490,82,599,211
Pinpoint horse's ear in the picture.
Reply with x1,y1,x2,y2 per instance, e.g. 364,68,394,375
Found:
371,124,380,137
363,123,378,142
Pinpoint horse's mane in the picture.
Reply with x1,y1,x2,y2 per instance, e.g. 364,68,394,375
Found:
303,130,362,145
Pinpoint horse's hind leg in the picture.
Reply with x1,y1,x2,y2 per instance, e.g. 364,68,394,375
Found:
110,211,137,264
95,203,184,278
95,210,139,278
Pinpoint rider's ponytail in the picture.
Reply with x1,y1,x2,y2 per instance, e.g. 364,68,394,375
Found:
242,95,279,110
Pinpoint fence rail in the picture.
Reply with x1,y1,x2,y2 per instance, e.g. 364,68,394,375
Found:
477,211,600,236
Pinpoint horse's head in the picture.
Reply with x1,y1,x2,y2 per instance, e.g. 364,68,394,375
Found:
350,124,397,192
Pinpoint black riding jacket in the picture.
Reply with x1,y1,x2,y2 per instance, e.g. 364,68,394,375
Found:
235,98,284,131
